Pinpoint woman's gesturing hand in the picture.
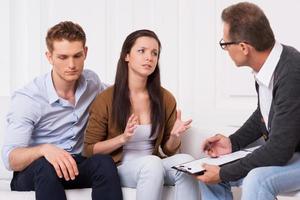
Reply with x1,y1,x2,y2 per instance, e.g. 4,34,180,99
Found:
121,114,139,143
170,109,192,138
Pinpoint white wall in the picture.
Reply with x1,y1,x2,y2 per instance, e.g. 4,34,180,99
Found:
2,0,300,133
0,0,10,96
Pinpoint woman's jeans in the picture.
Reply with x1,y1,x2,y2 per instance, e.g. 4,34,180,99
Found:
118,153,201,200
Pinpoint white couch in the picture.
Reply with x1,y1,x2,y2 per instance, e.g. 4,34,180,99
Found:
0,96,300,200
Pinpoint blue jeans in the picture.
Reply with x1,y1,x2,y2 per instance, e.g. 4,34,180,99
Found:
199,153,300,200
118,154,201,200
11,154,122,200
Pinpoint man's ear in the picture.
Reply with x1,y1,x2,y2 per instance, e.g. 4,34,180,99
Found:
84,46,88,59
240,42,250,56
45,51,54,65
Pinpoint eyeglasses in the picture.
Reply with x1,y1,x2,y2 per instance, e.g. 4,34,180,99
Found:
219,39,241,50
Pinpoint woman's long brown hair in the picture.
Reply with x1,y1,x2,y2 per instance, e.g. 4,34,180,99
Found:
112,29,164,137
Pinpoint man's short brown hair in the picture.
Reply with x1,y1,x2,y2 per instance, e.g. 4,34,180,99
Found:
46,21,86,52
222,2,275,51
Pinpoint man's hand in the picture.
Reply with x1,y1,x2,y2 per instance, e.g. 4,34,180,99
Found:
202,134,232,157
40,144,78,181
170,110,192,138
120,114,138,143
196,164,221,184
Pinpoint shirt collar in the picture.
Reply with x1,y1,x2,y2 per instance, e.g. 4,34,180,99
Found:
75,74,87,102
254,41,283,88
46,71,87,105
46,71,60,104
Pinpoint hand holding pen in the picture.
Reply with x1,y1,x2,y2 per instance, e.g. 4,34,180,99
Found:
196,134,232,184
202,134,232,158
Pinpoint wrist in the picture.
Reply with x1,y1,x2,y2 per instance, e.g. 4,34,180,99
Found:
39,144,49,157
119,134,127,145
168,134,181,144
169,133,180,140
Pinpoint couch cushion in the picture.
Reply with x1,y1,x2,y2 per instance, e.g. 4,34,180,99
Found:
0,179,174,200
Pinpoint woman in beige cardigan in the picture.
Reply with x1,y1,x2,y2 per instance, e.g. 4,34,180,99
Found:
83,29,200,200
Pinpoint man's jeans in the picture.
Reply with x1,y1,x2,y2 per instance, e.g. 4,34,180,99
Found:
11,154,123,200
199,153,300,200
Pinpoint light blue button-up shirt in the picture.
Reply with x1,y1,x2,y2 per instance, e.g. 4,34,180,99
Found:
2,69,106,170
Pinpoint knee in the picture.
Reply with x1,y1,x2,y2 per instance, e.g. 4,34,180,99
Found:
243,167,272,189
170,154,196,180
30,157,59,183
139,155,164,178
31,157,56,175
243,167,278,197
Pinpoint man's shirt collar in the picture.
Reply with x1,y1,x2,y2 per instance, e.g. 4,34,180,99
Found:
254,41,283,88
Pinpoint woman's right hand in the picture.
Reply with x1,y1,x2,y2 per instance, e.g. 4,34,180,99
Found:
120,114,138,144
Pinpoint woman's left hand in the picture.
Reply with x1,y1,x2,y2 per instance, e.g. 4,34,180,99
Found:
170,109,192,138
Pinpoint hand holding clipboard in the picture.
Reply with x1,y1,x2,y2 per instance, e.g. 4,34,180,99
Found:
172,132,260,184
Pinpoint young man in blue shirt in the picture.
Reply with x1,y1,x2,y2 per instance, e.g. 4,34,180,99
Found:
2,21,122,200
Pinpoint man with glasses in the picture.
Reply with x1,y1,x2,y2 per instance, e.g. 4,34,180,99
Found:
196,2,300,200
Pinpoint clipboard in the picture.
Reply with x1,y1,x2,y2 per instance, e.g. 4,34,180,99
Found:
172,146,260,175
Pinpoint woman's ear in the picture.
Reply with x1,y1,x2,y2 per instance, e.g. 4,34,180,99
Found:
125,53,129,62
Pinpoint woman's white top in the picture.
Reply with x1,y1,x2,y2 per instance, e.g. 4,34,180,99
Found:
122,124,157,163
